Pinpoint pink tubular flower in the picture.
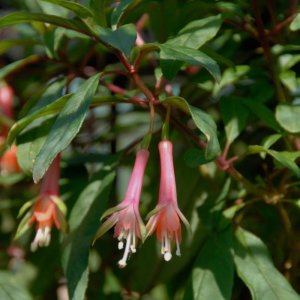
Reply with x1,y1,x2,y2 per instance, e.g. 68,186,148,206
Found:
146,140,189,261
17,156,67,251
94,149,149,268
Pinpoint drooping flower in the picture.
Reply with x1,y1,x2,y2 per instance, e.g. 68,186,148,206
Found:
0,83,21,174
146,140,189,261
94,149,149,268
0,145,21,175
16,156,67,251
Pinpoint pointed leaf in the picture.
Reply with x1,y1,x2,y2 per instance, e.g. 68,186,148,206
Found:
166,15,223,49
96,24,137,58
32,73,100,183
159,44,220,81
164,96,221,159
233,227,300,300
62,155,118,300
183,229,234,300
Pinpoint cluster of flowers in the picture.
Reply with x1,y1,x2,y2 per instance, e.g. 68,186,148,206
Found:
94,140,189,268
1,82,188,268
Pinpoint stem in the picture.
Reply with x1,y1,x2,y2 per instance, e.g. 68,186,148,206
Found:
161,105,171,140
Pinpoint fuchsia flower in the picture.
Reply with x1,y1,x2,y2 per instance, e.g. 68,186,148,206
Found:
17,156,67,251
146,140,189,261
94,149,149,268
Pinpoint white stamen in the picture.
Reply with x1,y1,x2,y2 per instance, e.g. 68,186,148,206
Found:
118,231,132,268
30,227,52,251
118,241,124,249
164,252,172,261
175,234,181,256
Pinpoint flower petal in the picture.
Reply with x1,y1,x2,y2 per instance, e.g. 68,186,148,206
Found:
93,214,119,245
100,203,127,221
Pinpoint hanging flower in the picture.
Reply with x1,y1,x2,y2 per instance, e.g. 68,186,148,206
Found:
16,156,67,251
146,140,189,261
0,145,21,175
94,149,149,268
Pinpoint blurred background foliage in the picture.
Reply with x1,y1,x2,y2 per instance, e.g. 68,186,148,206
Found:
0,0,300,299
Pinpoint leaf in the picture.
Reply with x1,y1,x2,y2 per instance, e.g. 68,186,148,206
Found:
290,13,300,31
159,44,220,81
248,145,300,177
0,12,92,36
0,55,40,79
96,24,137,58
17,117,56,174
220,96,249,144
8,94,71,145
32,73,100,183
276,104,300,133
183,229,234,300
40,0,94,19
0,38,38,55
233,227,300,300
166,15,223,49
164,96,221,159
62,155,118,300
88,0,107,27
242,100,281,132
111,0,134,27
0,271,33,300
184,148,213,168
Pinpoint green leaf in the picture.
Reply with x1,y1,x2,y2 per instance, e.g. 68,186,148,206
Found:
0,12,92,36
159,44,221,81
0,38,38,55
164,96,221,159
248,145,300,177
166,15,222,49
183,229,234,300
242,100,281,132
8,94,71,145
290,13,300,31
62,155,118,300
184,148,213,168
32,73,100,183
17,117,56,174
111,0,134,27
40,0,94,19
276,104,300,133
0,271,33,300
96,24,137,58
220,96,248,144
0,55,39,79
88,0,107,27
233,227,300,300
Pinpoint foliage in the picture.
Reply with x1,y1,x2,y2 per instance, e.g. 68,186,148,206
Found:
0,0,300,299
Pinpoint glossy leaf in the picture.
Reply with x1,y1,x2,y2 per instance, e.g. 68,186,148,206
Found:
233,228,300,300
164,96,221,159
276,104,300,133
32,73,100,183
183,229,234,300
0,55,39,79
166,15,222,49
62,155,118,300
96,24,137,58
8,94,71,145
159,44,221,81
111,0,134,27
0,12,92,36
40,0,94,19
220,96,248,144
248,145,300,177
